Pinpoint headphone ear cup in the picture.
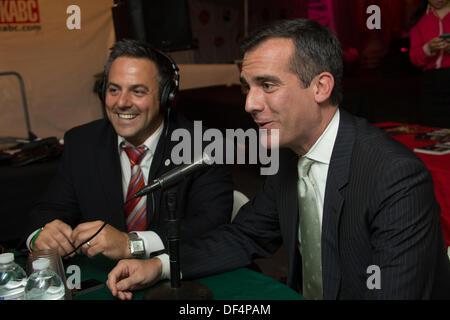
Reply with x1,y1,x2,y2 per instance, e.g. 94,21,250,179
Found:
159,81,168,114
159,79,177,114
166,81,177,110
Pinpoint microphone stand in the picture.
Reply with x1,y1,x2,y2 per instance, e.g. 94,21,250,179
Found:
0,72,37,141
144,184,213,300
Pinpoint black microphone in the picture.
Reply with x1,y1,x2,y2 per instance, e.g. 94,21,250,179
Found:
126,153,213,203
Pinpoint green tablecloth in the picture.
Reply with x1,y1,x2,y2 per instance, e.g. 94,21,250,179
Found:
14,252,304,300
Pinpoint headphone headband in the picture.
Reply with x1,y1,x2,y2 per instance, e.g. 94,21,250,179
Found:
99,47,179,115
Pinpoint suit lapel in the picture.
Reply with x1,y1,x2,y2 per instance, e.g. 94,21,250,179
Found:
321,109,355,299
95,123,126,230
146,116,171,227
278,149,302,290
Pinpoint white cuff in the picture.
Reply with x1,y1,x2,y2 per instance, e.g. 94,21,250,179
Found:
134,231,165,258
155,253,183,281
155,253,170,280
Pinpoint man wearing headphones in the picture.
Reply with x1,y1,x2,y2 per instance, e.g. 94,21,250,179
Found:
24,39,233,264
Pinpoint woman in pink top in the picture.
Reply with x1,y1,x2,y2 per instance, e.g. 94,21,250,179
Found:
410,0,450,128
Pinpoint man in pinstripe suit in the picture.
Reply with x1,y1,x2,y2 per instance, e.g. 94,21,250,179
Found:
107,19,450,300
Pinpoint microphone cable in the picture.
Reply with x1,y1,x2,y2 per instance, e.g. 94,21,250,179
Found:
62,222,107,259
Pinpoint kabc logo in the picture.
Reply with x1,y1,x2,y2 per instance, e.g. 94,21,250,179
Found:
0,0,40,24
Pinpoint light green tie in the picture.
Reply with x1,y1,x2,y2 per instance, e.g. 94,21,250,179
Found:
297,157,323,300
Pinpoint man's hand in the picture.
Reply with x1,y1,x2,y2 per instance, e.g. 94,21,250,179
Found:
106,258,162,300
32,219,75,257
71,221,130,260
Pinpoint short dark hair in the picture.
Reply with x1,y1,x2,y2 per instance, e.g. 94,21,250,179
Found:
241,19,343,105
104,39,173,97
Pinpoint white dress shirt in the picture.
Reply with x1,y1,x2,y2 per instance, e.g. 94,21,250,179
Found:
118,122,166,258
298,108,340,247
118,123,169,279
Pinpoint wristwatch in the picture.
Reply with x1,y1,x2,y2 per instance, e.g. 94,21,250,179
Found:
128,232,145,258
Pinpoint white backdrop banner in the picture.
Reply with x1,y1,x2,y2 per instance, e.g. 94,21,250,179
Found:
0,0,115,138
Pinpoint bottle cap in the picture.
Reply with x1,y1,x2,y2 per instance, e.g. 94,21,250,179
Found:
32,258,50,271
0,252,14,264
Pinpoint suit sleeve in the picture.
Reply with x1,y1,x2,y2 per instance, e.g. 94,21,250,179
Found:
149,162,234,250
178,164,233,241
178,173,283,280
367,157,442,299
24,131,81,239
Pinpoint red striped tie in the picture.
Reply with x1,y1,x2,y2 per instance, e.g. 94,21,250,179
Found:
123,145,148,232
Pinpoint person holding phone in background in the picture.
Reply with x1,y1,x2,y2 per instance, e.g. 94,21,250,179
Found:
409,0,450,128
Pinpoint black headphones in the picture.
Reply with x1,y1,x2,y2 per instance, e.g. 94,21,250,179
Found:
99,48,179,115
156,49,179,114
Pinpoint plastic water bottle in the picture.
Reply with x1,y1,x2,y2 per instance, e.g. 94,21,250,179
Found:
24,258,65,300
0,252,27,300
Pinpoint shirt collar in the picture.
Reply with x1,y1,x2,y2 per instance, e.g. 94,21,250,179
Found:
118,121,164,157
303,108,340,165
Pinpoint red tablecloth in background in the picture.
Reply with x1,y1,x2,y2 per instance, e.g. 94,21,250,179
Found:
376,123,450,248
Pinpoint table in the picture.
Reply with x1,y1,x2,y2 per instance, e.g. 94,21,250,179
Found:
13,252,303,300
73,256,303,300
376,123,450,247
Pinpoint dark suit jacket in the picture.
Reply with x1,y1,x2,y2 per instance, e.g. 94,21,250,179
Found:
180,109,450,299
24,111,233,250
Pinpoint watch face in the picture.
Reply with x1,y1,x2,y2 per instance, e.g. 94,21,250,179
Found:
131,240,145,253
129,233,145,256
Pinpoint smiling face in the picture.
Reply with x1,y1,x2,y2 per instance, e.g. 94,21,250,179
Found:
241,38,331,155
105,57,163,146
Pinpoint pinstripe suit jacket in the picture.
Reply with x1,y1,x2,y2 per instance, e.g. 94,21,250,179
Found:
181,109,450,299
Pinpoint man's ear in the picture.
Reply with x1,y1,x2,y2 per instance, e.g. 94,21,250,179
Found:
313,72,335,104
